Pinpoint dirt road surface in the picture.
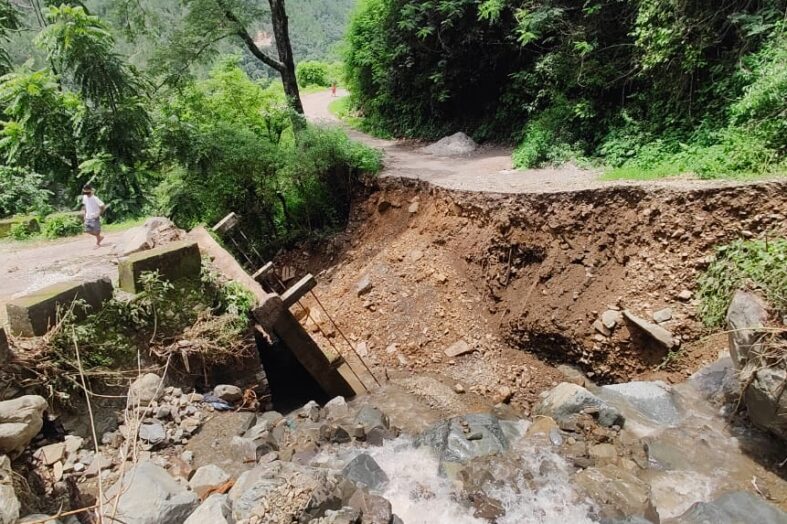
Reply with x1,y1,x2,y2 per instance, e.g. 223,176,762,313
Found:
302,89,778,194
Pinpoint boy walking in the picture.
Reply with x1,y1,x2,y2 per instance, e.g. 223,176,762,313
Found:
81,184,106,247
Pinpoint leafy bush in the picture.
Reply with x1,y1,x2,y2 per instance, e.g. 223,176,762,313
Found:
297,60,330,87
42,214,83,239
0,167,52,218
8,221,34,240
698,238,787,327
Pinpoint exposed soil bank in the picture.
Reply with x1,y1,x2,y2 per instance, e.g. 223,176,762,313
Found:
280,178,787,409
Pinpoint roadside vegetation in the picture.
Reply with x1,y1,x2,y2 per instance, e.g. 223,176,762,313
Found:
345,0,787,180
0,4,380,257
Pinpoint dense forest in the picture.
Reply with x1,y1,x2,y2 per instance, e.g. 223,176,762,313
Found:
0,0,376,255
346,0,787,178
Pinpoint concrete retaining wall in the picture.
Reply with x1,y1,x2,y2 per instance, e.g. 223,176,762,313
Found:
118,241,201,293
5,278,113,337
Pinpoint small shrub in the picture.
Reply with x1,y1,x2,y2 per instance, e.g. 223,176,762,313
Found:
698,238,787,327
296,60,330,87
42,214,83,239
0,167,52,218
8,221,33,240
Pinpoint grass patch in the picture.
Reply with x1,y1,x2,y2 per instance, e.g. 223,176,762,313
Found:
698,238,787,327
329,96,364,129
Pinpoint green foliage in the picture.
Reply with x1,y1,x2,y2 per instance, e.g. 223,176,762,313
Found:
297,60,330,87
154,59,381,259
0,167,52,218
9,222,34,240
41,214,83,239
0,1,20,75
698,238,787,327
346,0,787,177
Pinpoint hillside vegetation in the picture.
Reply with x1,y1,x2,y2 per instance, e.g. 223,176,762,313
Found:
346,0,787,179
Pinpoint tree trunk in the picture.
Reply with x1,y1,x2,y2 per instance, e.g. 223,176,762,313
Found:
268,0,303,114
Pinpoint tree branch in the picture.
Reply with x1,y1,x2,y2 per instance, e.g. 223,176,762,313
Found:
217,1,284,73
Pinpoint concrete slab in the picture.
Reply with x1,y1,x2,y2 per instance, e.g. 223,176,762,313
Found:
281,275,316,308
118,241,201,293
0,216,38,238
5,278,113,337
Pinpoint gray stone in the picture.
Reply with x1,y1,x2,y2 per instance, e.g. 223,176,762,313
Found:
575,465,658,522
689,357,739,406
652,308,673,323
348,489,393,524
416,413,510,466
743,366,787,440
6,278,113,337
354,406,389,432
0,395,48,455
118,241,201,293
726,289,769,369
184,494,232,524
231,436,276,463
139,422,167,446
325,397,350,420
0,455,20,524
128,373,164,407
311,507,362,524
535,383,624,428
102,461,198,524
213,385,243,403
356,276,373,297
667,491,787,524
593,320,611,337
342,454,389,491
189,464,231,495
444,339,473,358
677,290,693,301
253,411,284,432
623,311,677,349
600,381,681,426
602,310,622,330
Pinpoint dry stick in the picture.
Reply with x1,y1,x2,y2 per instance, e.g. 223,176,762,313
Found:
309,290,381,387
21,503,100,524
71,328,105,521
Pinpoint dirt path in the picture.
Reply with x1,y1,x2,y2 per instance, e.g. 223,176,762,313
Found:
303,90,778,194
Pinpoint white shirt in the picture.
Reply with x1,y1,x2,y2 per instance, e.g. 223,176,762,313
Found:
82,195,105,220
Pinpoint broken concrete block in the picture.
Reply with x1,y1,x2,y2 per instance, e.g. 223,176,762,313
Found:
6,278,113,337
118,241,201,293
0,216,38,238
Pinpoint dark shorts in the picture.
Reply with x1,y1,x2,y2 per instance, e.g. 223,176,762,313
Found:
85,217,101,234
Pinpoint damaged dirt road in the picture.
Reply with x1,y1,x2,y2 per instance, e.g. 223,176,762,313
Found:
287,92,787,412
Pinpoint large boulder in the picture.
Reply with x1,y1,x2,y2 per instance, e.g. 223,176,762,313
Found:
184,494,232,524
688,357,739,407
726,290,769,368
127,373,164,407
666,491,787,524
600,382,681,426
422,132,478,156
575,465,659,523
742,366,787,439
416,414,511,467
535,383,624,428
342,454,389,491
102,461,198,524
229,461,345,522
118,241,201,293
0,455,20,524
0,395,48,455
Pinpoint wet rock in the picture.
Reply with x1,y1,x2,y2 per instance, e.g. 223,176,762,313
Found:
230,462,344,522
417,413,510,466
138,422,167,446
600,381,681,426
312,507,362,524
213,385,243,403
667,491,787,524
325,397,350,420
726,289,768,368
102,461,198,524
444,339,473,358
128,373,164,406
623,311,677,349
342,454,389,491
652,308,673,323
688,357,739,406
355,406,389,432
0,395,48,455
348,489,393,524
184,493,232,524
535,383,624,428
0,455,20,524
526,416,558,438
575,465,658,523
743,366,787,440
356,276,373,297
189,464,231,495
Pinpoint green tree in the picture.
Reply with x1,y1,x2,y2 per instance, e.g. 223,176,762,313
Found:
0,1,21,75
296,60,329,87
